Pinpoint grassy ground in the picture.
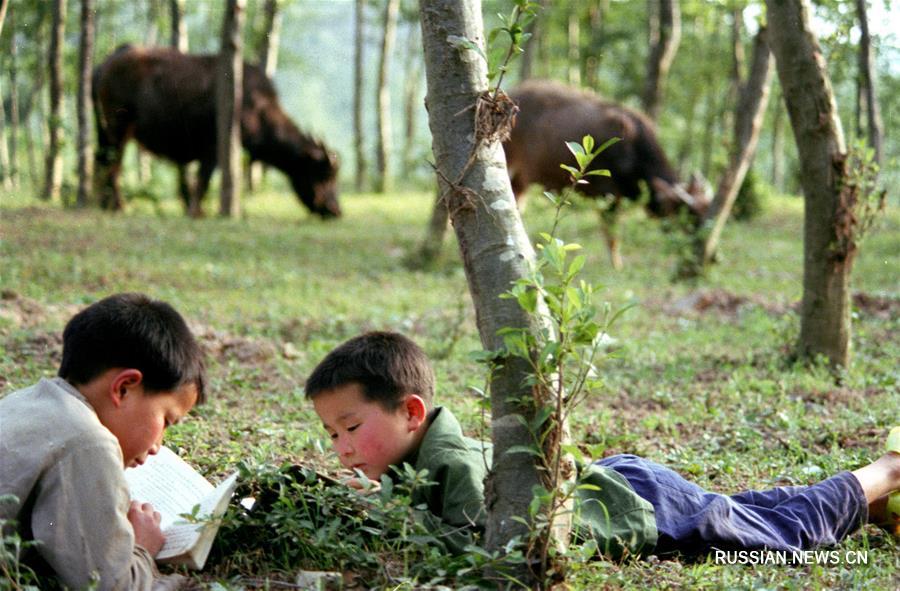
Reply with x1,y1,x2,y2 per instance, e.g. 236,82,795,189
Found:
1,186,898,589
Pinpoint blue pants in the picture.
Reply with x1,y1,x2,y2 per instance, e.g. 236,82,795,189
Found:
599,454,869,556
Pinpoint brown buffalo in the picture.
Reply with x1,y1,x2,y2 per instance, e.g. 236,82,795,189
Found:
92,45,340,218
503,80,709,269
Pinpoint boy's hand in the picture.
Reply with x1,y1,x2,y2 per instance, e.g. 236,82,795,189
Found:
128,500,165,556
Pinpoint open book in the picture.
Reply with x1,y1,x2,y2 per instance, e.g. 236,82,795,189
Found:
124,446,238,570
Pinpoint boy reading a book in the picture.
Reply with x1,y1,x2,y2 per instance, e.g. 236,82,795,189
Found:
0,293,206,590
305,331,900,558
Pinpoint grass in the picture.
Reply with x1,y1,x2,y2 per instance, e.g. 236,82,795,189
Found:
1,184,898,589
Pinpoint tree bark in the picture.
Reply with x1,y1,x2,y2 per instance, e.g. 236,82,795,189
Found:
401,22,421,178
170,0,188,52
518,0,544,81
217,0,245,218
259,0,282,77
0,77,11,191
0,0,8,38
8,8,20,189
766,0,853,368
249,0,282,190
567,9,581,86
584,0,607,89
76,0,95,207
353,0,368,191
418,0,569,584
374,0,399,193
692,26,773,271
42,0,66,202
771,87,785,190
641,0,681,121
855,0,883,164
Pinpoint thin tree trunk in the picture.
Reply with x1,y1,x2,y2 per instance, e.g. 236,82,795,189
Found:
418,0,570,584
0,0,8,38
136,0,159,185
771,87,784,190
766,0,853,368
249,0,281,190
401,22,421,178
42,0,66,202
259,0,281,77
856,0,883,164
584,0,607,88
8,9,20,189
374,0,399,193
170,0,188,52
0,78,11,191
76,0,95,207
567,9,580,86
354,0,367,191
519,0,544,81
641,0,681,121
691,27,773,272
217,0,244,218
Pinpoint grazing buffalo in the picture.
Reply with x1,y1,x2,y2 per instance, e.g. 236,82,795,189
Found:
503,80,709,269
92,45,340,218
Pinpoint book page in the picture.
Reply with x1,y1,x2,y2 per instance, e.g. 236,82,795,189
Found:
124,446,214,530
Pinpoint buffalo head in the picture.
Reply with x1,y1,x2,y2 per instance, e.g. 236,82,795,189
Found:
649,173,711,220
290,145,341,219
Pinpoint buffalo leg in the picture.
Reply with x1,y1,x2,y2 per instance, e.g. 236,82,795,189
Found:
189,159,216,218
93,130,127,211
597,200,623,270
176,165,192,213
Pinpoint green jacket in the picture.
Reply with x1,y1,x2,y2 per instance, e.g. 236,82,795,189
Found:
395,407,657,558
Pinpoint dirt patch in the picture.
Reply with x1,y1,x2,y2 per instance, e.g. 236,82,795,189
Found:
852,292,899,320
192,325,280,364
648,288,793,320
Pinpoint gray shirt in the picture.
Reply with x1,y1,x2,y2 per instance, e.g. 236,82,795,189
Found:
0,377,181,590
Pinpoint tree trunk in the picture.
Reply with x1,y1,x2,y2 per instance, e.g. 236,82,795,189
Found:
766,0,853,368
418,0,570,584
42,0,66,202
136,0,159,185
691,26,773,272
641,0,681,121
401,22,421,178
8,8,20,190
249,0,282,190
353,0,367,191
567,9,581,86
584,0,607,89
855,0,883,164
374,0,399,193
771,87,785,190
0,78,11,191
217,0,245,218
76,0,95,207
259,0,282,77
518,0,544,81
0,0,8,38
170,0,188,52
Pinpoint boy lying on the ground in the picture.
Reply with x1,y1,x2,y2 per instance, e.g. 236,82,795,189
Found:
305,331,900,557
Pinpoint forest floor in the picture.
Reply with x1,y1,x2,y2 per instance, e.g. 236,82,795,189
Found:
1,186,898,589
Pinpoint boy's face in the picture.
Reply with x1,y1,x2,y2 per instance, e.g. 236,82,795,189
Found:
313,382,425,480
101,380,198,468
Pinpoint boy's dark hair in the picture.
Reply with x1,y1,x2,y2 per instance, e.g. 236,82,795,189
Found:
58,293,206,403
305,331,434,409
